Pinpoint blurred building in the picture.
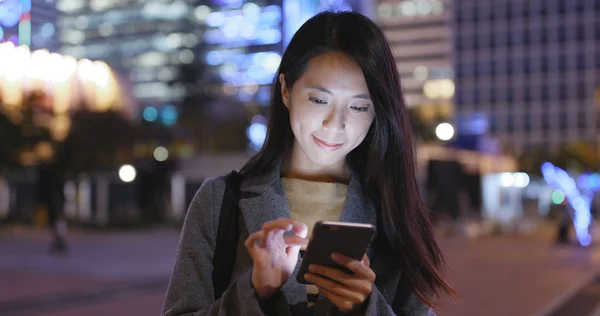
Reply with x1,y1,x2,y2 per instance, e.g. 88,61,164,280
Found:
453,0,600,151
0,0,59,51
198,0,374,106
374,0,454,118
198,1,284,107
56,0,202,118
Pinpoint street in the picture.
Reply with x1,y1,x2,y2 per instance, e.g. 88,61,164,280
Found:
1,224,599,316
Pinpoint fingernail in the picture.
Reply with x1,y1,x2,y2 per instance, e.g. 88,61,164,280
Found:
331,253,340,261
308,264,316,272
304,273,312,280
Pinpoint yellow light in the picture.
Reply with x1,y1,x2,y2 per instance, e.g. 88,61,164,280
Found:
423,80,440,100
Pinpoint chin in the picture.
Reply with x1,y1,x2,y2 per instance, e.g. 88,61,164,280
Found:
308,151,347,167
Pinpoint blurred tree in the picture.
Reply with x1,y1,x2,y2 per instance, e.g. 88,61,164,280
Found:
60,109,135,175
519,142,600,176
0,110,22,171
0,92,53,171
518,145,552,177
551,142,600,172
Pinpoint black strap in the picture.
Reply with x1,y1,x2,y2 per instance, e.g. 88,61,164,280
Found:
212,171,242,300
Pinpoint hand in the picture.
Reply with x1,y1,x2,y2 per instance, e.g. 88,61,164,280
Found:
245,218,308,300
303,253,375,313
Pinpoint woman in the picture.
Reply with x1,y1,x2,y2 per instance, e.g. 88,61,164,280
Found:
163,11,456,316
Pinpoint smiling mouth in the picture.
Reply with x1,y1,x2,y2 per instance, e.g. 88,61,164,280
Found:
313,136,343,151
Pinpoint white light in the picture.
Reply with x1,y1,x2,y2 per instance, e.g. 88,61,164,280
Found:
179,49,194,64
247,122,267,149
154,146,169,162
92,61,110,87
499,173,514,187
514,173,530,188
194,5,211,21
98,24,114,37
118,165,137,183
413,65,428,81
400,1,417,16
435,123,455,141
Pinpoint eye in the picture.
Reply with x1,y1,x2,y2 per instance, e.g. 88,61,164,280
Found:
309,97,327,105
350,105,370,112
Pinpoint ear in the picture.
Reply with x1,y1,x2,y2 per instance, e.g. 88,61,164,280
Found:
279,73,290,109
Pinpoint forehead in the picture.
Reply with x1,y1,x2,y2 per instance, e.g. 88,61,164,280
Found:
297,52,368,91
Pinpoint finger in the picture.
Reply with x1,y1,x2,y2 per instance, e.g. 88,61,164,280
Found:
332,253,376,282
361,254,370,267
316,283,362,312
308,265,372,295
304,273,367,304
261,218,298,233
293,222,308,238
244,231,263,256
283,235,309,247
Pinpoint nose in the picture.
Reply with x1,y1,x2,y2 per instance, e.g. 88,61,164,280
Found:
322,106,345,132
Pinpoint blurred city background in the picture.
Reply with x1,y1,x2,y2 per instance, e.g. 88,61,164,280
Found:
1,0,600,315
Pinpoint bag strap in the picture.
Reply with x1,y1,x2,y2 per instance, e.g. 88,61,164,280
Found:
212,171,242,300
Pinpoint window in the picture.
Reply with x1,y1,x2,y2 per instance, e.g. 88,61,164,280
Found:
540,56,549,72
559,112,568,129
578,111,587,129
524,113,532,132
576,52,586,70
489,115,497,133
559,84,568,100
541,112,550,130
490,87,497,104
557,0,567,14
507,87,515,102
524,86,532,102
541,85,550,101
506,115,514,133
523,57,532,74
558,26,567,43
540,27,548,44
455,87,464,105
576,23,586,41
558,54,567,72
577,82,587,100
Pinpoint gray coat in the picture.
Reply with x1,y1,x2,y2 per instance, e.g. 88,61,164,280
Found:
162,167,434,315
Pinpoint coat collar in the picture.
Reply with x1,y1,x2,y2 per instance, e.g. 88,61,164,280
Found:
238,163,378,238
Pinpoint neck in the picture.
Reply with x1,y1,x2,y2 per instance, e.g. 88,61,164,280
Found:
283,144,350,184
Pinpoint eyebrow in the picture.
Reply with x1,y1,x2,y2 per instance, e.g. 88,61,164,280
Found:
308,86,371,100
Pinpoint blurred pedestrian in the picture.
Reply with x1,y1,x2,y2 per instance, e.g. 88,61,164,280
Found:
37,160,68,254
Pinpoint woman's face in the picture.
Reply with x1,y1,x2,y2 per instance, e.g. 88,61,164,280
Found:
281,51,375,174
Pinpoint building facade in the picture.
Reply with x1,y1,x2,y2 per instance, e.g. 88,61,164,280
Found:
0,0,59,51
56,0,202,117
453,0,600,151
374,0,453,121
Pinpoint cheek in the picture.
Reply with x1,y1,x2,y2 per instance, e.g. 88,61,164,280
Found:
349,116,374,140
289,104,322,130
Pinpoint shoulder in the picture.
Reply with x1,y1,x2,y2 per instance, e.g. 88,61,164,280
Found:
189,176,227,212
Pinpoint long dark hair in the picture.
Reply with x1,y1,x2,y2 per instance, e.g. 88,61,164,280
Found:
241,11,456,306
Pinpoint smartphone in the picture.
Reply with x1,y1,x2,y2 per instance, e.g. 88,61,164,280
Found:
296,221,376,284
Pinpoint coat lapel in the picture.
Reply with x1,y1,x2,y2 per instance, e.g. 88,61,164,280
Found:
238,166,292,235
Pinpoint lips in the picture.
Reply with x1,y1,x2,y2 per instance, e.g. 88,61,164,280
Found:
313,136,343,151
